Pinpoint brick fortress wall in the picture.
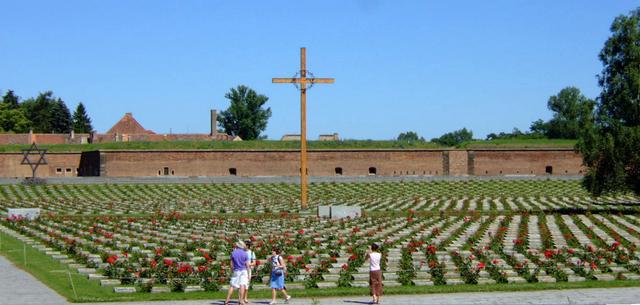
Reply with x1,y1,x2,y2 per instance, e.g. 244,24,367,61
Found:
0,149,585,178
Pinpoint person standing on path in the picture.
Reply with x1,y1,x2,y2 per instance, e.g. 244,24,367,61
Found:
365,243,383,304
225,240,250,305
269,246,291,305
242,240,257,304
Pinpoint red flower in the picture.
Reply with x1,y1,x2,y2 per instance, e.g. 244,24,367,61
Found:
198,265,208,272
255,260,261,266
544,250,553,259
150,259,157,268
428,260,438,269
163,258,174,266
298,229,305,235
106,255,118,265
426,245,437,255
178,263,193,273
476,262,485,270
342,264,349,271
610,241,621,251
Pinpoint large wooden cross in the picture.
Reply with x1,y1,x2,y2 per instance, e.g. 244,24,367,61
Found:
273,47,334,210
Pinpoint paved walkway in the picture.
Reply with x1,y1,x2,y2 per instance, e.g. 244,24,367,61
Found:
0,255,68,305
87,287,640,305
3,253,640,305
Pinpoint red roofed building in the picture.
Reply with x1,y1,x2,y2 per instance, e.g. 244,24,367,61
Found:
106,113,155,135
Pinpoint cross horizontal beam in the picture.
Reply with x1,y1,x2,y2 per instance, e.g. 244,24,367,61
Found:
272,78,335,84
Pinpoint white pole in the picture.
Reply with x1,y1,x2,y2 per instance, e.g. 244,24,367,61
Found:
23,243,27,266
68,271,78,299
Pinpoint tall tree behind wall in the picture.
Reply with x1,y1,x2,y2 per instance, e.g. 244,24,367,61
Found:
72,102,93,133
21,91,72,133
217,85,272,140
578,8,640,195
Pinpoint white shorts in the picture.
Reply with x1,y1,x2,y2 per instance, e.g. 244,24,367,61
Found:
230,270,249,289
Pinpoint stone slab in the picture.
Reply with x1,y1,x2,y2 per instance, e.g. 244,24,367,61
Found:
113,287,136,293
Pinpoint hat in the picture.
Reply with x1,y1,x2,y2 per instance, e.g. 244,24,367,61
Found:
235,240,246,249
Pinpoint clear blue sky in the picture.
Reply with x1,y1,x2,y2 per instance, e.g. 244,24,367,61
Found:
1,1,638,140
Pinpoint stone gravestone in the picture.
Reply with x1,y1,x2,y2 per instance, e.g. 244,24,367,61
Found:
8,208,41,220
318,205,331,218
317,205,361,219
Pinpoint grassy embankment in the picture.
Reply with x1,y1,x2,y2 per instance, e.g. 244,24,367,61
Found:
0,139,576,152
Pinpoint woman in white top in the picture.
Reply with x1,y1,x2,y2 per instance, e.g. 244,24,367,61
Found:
242,240,256,304
365,243,383,304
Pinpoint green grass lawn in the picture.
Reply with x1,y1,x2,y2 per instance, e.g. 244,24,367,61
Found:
460,138,577,149
2,228,640,303
0,138,577,152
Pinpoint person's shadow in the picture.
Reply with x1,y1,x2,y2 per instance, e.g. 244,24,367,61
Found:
343,301,374,304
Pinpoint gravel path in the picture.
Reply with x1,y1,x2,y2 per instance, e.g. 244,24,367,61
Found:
2,254,640,305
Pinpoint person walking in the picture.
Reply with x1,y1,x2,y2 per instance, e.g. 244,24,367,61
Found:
242,240,257,304
366,243,383,304
225,240,250,305
269,246,291,305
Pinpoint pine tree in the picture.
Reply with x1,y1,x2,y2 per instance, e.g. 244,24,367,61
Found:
72,102,93,133
50,98,72,133
1,90,20,109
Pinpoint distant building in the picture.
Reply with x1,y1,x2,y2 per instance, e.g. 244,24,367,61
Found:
281,134,301,141
319,133,340,141
281,133,340,141
0,110,230,145
106,112,155,135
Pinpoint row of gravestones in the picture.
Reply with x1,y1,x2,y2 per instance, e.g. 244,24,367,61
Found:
5,211,640,293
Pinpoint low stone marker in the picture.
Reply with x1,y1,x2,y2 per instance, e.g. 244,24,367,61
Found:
113,287,136,293
8,208,41,220
317,205,361,219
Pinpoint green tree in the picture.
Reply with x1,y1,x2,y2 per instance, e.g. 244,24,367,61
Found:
397,131,423,143
0,103,31,133
529,119,547,135
217,85,271,140
578,8,640,195
544,87,595,139
431,128,473,146
20,91,72,133
51,98,72,133
72,102,93,133
21,91,55,133
1,90,20,109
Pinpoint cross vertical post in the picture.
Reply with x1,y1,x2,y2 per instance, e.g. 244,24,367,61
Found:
299,48,308,207
272,47,334,210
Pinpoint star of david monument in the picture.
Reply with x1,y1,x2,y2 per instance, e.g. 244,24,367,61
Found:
21,142,48,181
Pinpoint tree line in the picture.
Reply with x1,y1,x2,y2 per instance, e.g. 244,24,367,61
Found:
0,90,93,134
394,8,640,196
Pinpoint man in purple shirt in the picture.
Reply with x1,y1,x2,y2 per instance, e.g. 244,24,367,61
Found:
225,240,249,305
